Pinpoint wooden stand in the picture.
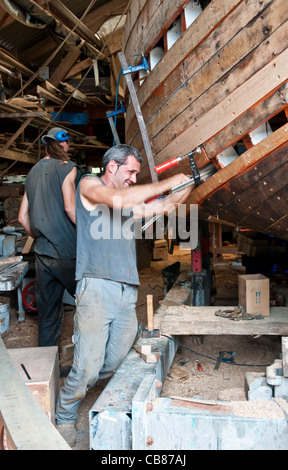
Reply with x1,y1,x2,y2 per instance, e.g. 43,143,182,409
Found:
7,346,59,424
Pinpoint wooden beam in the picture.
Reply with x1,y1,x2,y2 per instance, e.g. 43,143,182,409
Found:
84,0,129,34
0,50,35,78
189,122,288,204
43,0,103,49
0,118,33,154
36,85,64,105
204,80,288,161
160,306,288,336
118,51,158,182
155,44,288,162
63,57,93,81
49,49,82,87
0,112,45,118
0,148,38,165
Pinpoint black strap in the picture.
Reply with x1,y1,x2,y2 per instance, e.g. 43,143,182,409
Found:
189,153,201,185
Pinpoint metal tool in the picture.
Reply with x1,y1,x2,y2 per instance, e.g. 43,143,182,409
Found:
214,351,236,371
122,56,149,75
106,103,126,144
154,147,202,175
142,294,160,338
142,162,216,232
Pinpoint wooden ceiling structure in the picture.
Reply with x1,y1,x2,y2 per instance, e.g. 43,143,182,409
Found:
0,0,130,174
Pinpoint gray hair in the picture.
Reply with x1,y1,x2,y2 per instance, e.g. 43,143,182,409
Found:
102,144,143,172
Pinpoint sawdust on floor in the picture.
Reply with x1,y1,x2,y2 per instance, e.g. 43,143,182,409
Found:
1,247,191,449
161,334,281,402
1,247,286,448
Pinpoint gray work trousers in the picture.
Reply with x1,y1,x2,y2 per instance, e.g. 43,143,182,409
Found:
55,277,138,424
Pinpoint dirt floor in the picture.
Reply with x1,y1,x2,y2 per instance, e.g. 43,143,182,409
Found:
1,246,191,449
1,246,286,449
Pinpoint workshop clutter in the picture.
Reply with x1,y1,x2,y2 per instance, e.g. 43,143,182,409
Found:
238,274,270,316
0,296,10,334
246,338,288,402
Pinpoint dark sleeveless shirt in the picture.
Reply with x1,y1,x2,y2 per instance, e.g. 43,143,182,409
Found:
25,158,80,259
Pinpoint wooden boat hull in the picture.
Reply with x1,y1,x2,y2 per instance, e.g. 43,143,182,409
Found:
122,0,288,240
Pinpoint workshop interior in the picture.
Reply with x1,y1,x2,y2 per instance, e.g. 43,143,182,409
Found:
1,0,288,451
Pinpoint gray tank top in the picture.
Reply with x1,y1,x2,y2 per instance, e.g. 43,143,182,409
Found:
75,174,139,285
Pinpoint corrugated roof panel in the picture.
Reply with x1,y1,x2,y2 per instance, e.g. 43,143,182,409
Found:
0,21,44,52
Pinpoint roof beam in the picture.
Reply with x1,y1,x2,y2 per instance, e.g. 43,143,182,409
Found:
40,0,103,50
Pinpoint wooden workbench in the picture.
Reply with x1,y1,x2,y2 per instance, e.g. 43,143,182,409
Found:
160,306,288,336
0,259,29,322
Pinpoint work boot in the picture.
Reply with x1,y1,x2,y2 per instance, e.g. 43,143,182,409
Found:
56,423,77,447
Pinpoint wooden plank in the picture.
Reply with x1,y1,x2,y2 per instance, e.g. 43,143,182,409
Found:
205,80,288,161
37,85,65,105
127,34,288,184
126,0,270,146
0,112,45,118
63,57,93,81
0,337,70,450
0,118,32,155
21,236,35,254
124,0,242,74
0,148,38,165
160,306,288,336
84,0,129,34
49,48,82,87
118,51,158,182
201,141,288,219
189,122,288,205
153,0,288,155
153,25,288,161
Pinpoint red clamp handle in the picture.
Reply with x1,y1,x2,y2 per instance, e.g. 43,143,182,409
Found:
155,157,179,174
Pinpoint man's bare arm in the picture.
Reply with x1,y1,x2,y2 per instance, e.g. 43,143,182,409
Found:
62,167,77,224
80,173,191,211
18,191,35,238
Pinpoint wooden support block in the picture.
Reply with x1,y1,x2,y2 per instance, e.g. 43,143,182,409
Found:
60,343,74,356
21,236,35,254
7,346,59,424
134,344,151,355
133,344,159,363
153,239,168,260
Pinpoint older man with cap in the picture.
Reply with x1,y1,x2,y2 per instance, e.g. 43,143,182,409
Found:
18,127,81,347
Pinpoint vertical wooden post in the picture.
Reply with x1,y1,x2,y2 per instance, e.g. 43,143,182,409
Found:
118,52,158,182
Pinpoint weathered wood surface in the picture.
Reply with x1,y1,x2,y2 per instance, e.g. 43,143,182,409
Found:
194,130,288,239
0,337,70,450
126,0,285,150
124,0,288,181
160,306,288,336
123,0,288,240
124,0,288,165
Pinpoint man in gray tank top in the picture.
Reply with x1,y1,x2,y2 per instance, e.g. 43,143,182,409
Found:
55,144,192,446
